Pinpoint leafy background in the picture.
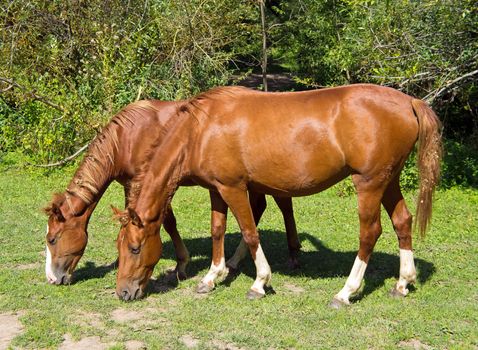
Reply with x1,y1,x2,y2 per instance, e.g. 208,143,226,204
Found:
1,0,477,187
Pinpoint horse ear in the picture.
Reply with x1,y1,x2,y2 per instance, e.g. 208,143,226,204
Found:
51,203,66,222
43,193,66,222
111,205,129,227
127,208,144,228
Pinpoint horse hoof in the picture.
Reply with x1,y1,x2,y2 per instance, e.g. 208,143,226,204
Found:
287,258,300,270
177,271,188,281
329,297,348,309
196,282,214,294
246,289,265,300
389,287,407,298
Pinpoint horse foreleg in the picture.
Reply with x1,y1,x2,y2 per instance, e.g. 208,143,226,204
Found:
197,191,229,293
273,196,301,269
226,191,266,271
331,186,383,308
382,178,416,297
218,186,271,299
163,205,190,280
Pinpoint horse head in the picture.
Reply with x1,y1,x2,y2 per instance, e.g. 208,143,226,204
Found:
44,192,89,285
114,207,163,301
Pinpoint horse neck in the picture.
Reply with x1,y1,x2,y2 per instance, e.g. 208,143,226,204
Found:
134,117,194,224
66,126,122,208
60,184,108,221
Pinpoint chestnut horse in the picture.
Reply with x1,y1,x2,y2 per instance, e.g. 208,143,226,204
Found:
115,84,441,306
44,100,300,285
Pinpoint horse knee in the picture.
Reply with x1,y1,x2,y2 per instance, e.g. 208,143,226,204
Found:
211,223,226,241
242,230,260,248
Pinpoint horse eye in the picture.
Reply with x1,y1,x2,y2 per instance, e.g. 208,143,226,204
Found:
130,246,140,255
47,236,57,245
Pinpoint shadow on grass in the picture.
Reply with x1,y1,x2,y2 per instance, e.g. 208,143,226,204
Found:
73,260,117,283
73,229,435,302
153,229,435,300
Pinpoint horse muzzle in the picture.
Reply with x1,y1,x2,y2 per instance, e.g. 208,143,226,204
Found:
116,281,143,301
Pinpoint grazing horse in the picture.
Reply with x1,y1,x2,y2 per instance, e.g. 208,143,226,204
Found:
115,84,441,305
44,100,300,285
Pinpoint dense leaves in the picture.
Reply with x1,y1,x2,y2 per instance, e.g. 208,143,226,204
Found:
1,0,476,188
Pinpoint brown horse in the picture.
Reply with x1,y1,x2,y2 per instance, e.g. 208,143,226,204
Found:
44,100,300,285
115,84,441,305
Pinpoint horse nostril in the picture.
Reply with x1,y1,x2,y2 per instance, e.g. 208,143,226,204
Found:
133,288,141,300
122,289,130,301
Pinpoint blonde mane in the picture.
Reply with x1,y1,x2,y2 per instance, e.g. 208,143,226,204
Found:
66,100,163,205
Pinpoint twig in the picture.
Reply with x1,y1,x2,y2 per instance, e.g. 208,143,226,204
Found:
28,143,89,168
0,77,64,112
424,69,478,103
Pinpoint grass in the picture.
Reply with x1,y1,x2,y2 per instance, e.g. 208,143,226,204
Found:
0,167,477,349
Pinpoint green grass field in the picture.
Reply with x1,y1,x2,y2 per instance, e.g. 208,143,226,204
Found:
0,168,477,349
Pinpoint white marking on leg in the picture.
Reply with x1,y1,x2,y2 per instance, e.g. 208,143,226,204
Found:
250,244,271,295
226,238,248,269
201,257,228,288
334,256,368,304
395,249,416,296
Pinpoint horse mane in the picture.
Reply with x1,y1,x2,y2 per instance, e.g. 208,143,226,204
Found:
177,85,251,118
126,103,185,211
126,86,251,213
66,100,163,205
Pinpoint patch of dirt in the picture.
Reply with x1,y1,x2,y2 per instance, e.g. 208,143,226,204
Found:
75,311,104,330
0,312,24,350
58,334,113,350
398,339,433,350
125,340,146,350
233,73,309,92
110,308,169,330
181,334,199,348
212,339,246,350
110,309,144,323
16,262,41,270
283,283,305,294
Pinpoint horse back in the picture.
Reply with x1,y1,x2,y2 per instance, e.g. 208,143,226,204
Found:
189,85,419,195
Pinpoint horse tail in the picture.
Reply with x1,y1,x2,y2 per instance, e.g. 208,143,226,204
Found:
411,99,442,238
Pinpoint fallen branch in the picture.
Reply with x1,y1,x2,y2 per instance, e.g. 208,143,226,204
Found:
424,69,478,104
0,77,64,112
28,143,89,168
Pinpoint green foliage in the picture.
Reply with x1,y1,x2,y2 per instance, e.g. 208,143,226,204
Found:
0,0,259,163
1,0,477,191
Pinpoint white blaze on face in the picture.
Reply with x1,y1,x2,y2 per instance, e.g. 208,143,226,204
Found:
45,224,59,284
334,256,368,304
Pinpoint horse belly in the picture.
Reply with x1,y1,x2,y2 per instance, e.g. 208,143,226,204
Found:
244,131,348,196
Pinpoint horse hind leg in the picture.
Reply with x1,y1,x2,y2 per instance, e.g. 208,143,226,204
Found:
382,178,417,297
218,186,271,299
331,177,384,308
273,196,301,269
225,191,266,271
